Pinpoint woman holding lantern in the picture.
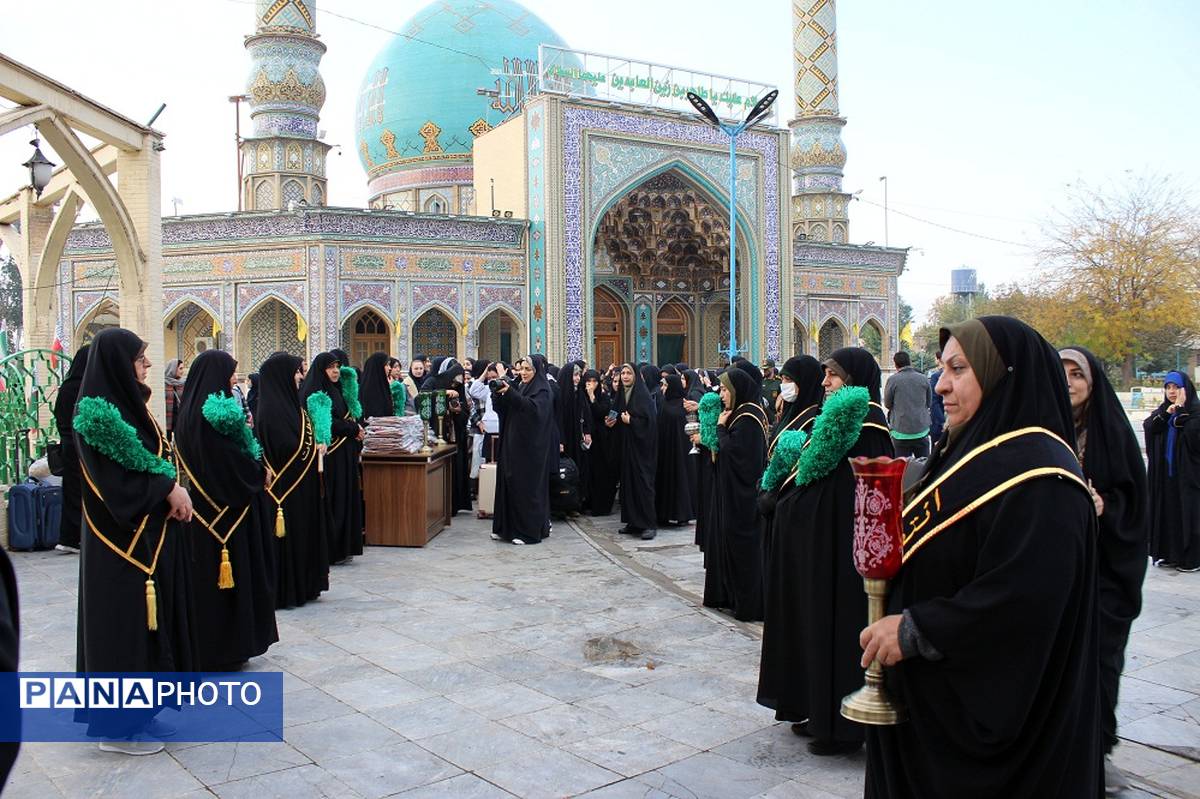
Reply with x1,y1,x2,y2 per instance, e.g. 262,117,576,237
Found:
861,317,1100,798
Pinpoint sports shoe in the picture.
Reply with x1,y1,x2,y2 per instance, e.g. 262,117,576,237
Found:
640,529,657,540
1177,565,1200,573
490,533,502,541
98,737,164,756
55,544,79,554
512,538,526,545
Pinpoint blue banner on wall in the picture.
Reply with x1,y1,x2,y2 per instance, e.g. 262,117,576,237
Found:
0,672,284,742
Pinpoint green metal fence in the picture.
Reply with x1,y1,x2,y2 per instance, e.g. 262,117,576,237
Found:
0,349,72,485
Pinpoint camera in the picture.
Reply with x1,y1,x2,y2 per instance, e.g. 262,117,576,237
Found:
489,378,510,391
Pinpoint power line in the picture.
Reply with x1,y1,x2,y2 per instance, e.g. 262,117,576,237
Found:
851,196,1034,249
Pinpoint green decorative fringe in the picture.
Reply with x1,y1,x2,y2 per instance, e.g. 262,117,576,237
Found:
73,396,176,479
390,380,406,414
307,391,333,445
698,392,722,452
760,429,809,491
202,392,262,461
794,386,870,488
339,366,362,419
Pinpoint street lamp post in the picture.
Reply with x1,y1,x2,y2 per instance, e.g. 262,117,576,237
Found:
22,139,55,197
687,90,777,363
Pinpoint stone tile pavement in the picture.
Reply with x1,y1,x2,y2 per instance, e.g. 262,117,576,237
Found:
4,511,1199,798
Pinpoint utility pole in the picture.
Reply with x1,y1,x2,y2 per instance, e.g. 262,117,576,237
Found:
879,175,889,247
229,95,249,211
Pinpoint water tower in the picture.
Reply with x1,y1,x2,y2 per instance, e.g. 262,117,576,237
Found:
951,268,978,299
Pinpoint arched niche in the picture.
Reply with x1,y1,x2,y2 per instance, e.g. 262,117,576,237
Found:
164,301,218,367
237,298,305,372
818,318,847,361
656,298,692,366
76,299,120,345
342,308,392,368
793,318,808,356
476,308,521,366
411,307,457,360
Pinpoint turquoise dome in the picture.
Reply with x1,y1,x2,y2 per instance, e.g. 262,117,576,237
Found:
355,0,569,189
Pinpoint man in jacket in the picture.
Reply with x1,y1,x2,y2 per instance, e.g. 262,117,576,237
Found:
883,350,932,458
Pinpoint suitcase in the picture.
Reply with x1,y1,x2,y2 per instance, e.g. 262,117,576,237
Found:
550,456,581,515
6,480,62,551
477,463,497,518
7,483,39,551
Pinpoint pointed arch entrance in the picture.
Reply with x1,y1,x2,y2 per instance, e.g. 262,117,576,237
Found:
590,168,751,367
237,298,304,370
411,307,457,359
343,308,391,368
165,301,218,366
592,285,626,368
76,299,119,345
477,308,520,365
818,318,846,360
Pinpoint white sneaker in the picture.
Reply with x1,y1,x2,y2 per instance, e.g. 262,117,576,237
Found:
54,544,79,554
512,538,526,545
98,737,164,756
490,533,502,541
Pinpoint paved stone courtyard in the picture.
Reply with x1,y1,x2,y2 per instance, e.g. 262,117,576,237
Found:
5,513,1200,798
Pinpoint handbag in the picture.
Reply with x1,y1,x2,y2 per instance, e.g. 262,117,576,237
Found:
46,442,65,476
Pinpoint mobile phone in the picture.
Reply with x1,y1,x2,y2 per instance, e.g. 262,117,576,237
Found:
606,410,619,422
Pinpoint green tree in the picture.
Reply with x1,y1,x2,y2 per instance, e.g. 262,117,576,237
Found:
0,255,21,335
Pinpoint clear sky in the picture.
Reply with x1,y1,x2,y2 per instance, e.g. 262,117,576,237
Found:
1,0,1196,321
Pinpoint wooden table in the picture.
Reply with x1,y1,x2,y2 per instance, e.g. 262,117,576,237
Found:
362,444,456,547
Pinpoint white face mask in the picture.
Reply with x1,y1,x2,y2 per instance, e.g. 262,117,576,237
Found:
780,381,798,402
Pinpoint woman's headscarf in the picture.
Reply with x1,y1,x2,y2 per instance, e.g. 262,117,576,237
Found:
55,344,91,420
78,328,158,448
776,355,824,430
823,347,882,403
164,358,185,388
255,351,304,464
470,359,491,380
720,367,759,409
640,364,663,393
1162,370,1198,476
618,362,653,414
663,374,686,402
421,356,447,390
300,352,349,418
681,369,705,402
428,357,465,391
927,316,1075,478
524,355,551,396
246,372,261,419
360,351,394,419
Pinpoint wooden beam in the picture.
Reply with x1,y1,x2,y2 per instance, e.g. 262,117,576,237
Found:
0,53,151,150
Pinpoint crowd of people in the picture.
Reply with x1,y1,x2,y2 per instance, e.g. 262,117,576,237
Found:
18,315,1197,796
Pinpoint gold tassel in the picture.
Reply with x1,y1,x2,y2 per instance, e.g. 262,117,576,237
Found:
275,505,286,538
218,546,235,590
145,578,158,631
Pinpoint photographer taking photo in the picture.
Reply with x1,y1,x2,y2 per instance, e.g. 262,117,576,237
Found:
489,357,552,545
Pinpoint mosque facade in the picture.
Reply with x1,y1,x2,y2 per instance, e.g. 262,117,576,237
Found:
58,0,906,371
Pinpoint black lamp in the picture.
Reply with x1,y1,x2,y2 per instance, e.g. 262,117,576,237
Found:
23,138,55,197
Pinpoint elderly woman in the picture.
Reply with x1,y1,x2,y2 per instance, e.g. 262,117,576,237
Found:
862,318,1100,797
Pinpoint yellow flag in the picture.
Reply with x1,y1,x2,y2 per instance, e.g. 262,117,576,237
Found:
852,322,860,337
810,324,819,343
296,313,308,342
211,315,222,336
899,322,914,350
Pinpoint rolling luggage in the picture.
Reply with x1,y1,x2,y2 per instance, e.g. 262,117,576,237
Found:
7,479,62,550
550,456,580,515
478,464,497,518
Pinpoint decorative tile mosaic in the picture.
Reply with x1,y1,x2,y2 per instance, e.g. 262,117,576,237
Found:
477,284,523,318
164,250,304,279
411,283,461,319
324,247,338,350
815,299,850,327
340,281,393,321
526,102,547,354
237,281,307,323
164,286,221,321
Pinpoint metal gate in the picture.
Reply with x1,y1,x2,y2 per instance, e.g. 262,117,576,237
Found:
0,349,72,485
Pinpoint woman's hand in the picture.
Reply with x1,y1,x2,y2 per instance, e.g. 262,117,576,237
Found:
604,416,616,428
860,614,904,667
447,389,459,399
317,444,328,458
264,467,276,490
166,483,193,522
620,411,631,425
718,410,731,426
775,394,785,414
683,399,698,413
1088,481,1105,516
688,432,700,445
356,428,366,441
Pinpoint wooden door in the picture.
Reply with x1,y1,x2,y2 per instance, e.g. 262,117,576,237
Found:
352,310,390,367
593,286,625,368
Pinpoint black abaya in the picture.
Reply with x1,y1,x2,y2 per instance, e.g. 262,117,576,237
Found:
302,352,363,563
492,357,553,542
585,379,620,516
617,364,657,532
429,358,473,514
757,347,893,747
174,350,277,670
53,345,89,550
359,351,395,420
866,317,1101,798
1145,372,1200,570
655,376,694,525
704,369,768,620
74,328,196,738
257,352,329,608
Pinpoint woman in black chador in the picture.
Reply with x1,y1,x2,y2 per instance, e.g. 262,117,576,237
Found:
655,374,694,526
360,351,395,420
1060,346,1147,791
257,352,328,609
759,355,825,555
616,363,658,540
584,368,620,516
688,369,719,552
1145,370,1200,571
426,357,473,514
862,318,1101,798
53,344,90,552
756,346,893,756
174,350,278,671
301,352,363,564
704,368,768,620
491,357,553,544
73,328,196,753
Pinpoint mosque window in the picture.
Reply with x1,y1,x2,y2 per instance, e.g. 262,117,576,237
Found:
282,180,306,208
424,195,447,214
254,180,275,210
312,183,324,207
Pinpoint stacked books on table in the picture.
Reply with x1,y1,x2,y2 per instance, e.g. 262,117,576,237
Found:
362,415,426,454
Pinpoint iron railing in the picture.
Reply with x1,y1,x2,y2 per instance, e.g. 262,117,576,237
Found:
0,349,72,485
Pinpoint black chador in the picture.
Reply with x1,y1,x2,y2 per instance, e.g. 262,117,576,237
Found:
492,357,553,543
704,368,768,621
584,370,620,516
52,344,90,550
174,350,278,671
866,317,1100,798
616,363,658,536
426,358,472,514
757,347,893,751
655,375,695,526
759,355,824,554
1145,370,1200,570
73,329,196,738
302,352,363,564
690,370,718,552
257,352,329,609
359,351,395,420
1061,346,1148,757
